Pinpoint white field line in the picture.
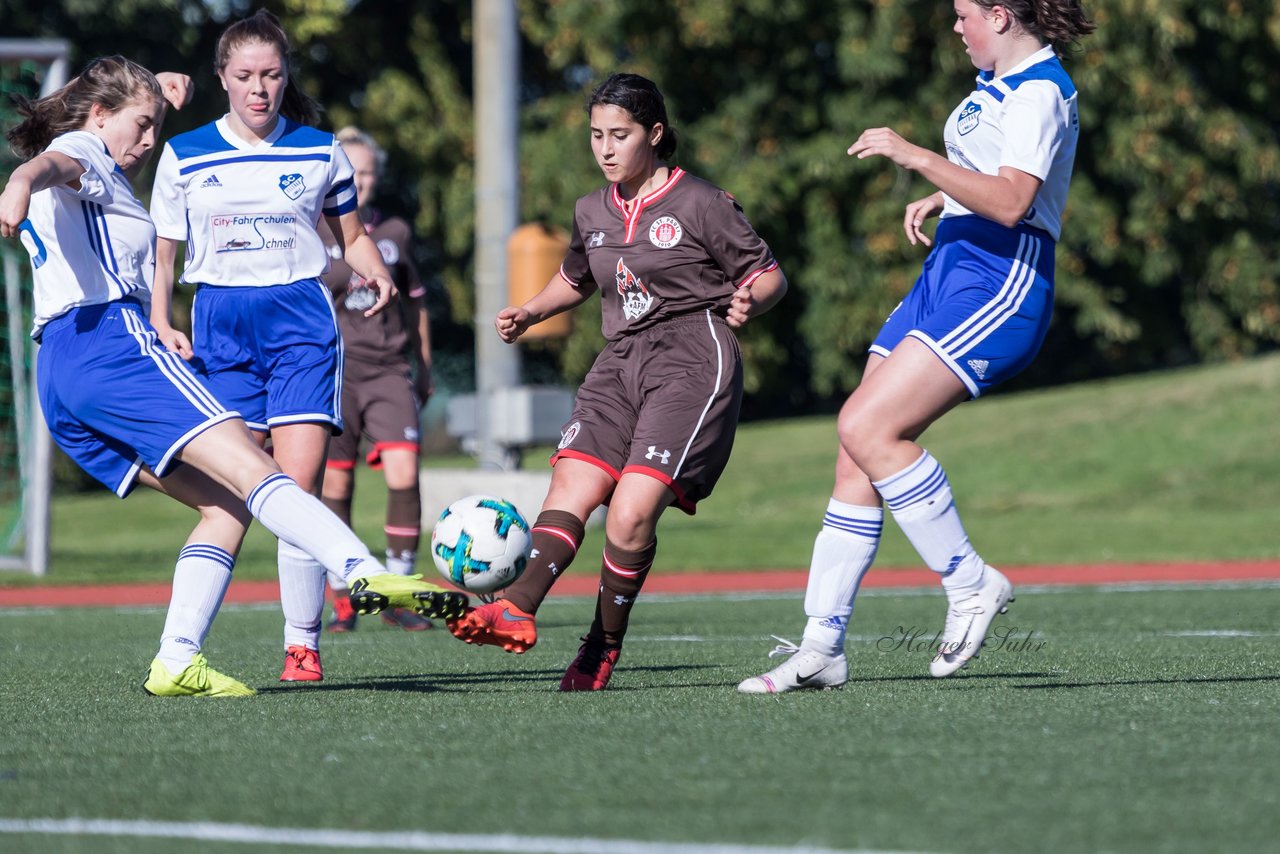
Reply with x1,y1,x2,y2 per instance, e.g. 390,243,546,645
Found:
0,817,932,854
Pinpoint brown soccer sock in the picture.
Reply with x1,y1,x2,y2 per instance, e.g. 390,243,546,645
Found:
501,510,586,614
321,494,352,527
385,486,422,557
588,537,657,648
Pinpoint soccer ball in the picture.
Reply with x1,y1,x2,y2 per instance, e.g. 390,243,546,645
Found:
430,494,532,594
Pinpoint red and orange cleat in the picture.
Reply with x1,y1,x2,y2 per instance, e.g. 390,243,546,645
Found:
280,645,323,682
326,591,358,633
446,599,538,653
559,637,621,692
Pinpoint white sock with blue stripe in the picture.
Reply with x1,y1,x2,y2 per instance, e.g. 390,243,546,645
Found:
278,541,325,651
245,473,386,583
873,451,985,595
800,499,882,656
157,544,235,673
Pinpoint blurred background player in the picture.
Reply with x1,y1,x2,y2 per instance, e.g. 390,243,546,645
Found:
447,72,787,690
147,10,464,683
319,127,435,633
0,55,451,698
739,0,1096,693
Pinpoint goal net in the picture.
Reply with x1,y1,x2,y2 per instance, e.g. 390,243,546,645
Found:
0,39,69,576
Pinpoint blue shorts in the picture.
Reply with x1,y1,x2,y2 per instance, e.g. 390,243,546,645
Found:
869,215,1055,397
36,299,240,497
191,278,343,433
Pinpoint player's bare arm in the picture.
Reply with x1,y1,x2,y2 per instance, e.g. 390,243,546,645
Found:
848,128,1042,228
726,268,788,329
327,210,398,317
149,236,193,359
0,152,86,237
495,273,592,344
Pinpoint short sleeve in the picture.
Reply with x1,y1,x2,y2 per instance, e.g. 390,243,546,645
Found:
149,144,188,240
999,81,1069,181
701,191,777,288
558,208,595,290
45,131,115,205
323,142,357,217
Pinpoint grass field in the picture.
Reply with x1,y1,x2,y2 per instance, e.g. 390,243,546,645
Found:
14,352,1280,586
1,583,1278,853
2,356,1280,852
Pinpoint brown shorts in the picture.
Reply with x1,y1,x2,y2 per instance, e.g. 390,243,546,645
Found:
327,356,421,469
550,312,743,514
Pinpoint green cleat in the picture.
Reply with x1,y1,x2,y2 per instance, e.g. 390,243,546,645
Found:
142,654,256,698
349,573,469,620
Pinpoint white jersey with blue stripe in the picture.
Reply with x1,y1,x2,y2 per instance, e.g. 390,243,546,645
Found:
940,45,1080,240
150,116,357,287
21,131,154,337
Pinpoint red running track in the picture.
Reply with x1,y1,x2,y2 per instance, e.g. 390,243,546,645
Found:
2,561,1279,609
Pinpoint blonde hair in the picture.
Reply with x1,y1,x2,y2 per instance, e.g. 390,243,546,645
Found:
336,126,387,175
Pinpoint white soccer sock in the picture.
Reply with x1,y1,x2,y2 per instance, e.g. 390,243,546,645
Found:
801,499,882,656
278,540,325,651
385,549,417,576
157,544,235,672
873,451,985,595
245,473,386,584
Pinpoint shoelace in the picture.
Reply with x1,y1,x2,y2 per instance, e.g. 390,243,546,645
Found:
287,649,316,669
574,640,608,673
766,636,801,659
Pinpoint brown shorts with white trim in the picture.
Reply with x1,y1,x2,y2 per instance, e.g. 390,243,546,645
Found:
550,312,743,514
327,355,421,469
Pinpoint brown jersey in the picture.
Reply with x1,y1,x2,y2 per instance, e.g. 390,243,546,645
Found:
320,213,425,365
558,168,778,341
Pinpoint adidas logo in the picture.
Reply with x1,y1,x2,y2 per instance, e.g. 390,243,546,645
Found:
967,358,989,379
200,174,223,188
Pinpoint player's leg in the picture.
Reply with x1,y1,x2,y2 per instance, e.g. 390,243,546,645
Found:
375,446,433,630
320,377,361,632
447,458,614,652
449,348,630,652
269,422,332,681
320,461,359,632
738,359,889,694
176,422,468,621
559,472,669,692
138,464,255,697
844,338,1010,676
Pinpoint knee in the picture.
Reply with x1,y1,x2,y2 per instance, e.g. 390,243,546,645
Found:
603,505,656,551
836,407,883,461
198,501,252,541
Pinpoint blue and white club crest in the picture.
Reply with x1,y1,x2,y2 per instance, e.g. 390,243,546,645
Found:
278,173,306,200
957,101,982,136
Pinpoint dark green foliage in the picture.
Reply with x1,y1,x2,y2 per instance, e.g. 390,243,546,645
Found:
5,1,1278,407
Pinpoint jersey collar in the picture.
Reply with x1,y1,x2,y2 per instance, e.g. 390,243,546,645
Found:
610,167,686,243
215,114,288,151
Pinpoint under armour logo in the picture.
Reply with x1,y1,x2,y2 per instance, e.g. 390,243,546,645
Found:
589,231,605,247
645,446,670,465
614,595,632,606
549,562,560,576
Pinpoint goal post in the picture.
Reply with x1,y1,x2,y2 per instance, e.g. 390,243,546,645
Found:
0,38,69,576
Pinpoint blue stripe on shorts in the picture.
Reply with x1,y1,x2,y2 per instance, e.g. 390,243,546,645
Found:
36,299,241,496
869,215,1055,397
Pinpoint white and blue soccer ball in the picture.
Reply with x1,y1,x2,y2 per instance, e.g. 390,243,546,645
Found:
430,494,532,594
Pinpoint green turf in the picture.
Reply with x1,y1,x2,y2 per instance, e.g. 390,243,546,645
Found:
13,353,1280,586
1,585,1278,853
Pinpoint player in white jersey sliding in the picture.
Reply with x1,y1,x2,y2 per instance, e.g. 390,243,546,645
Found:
0,56,457,698
147,10,465,683
740,0,1096,693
